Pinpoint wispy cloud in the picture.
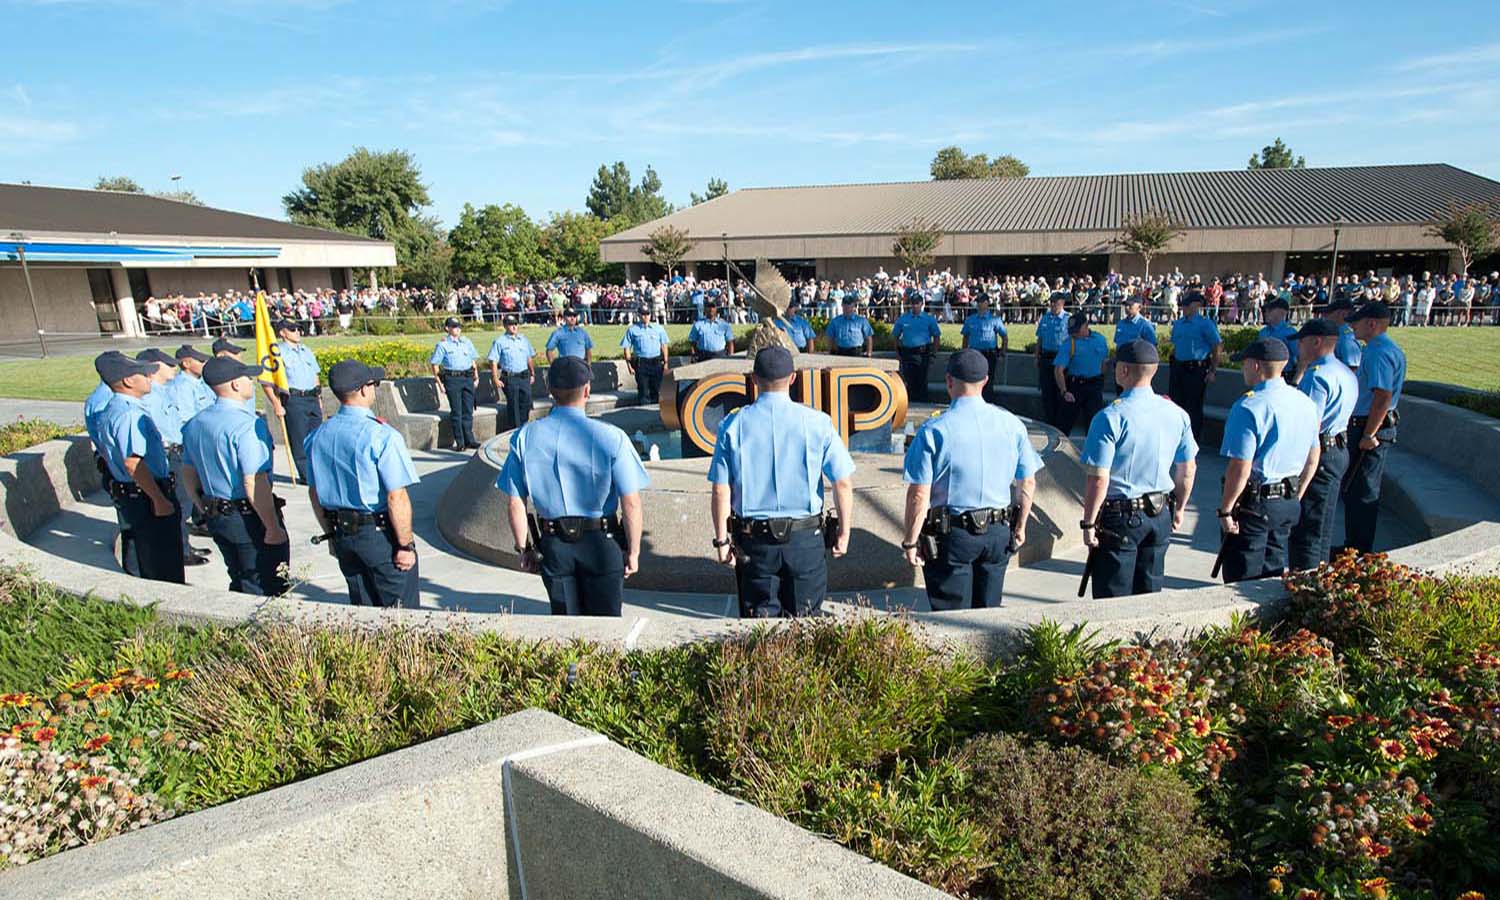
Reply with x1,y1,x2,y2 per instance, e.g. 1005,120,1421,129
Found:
1397,42,1500,72
6,84,31,109
0,114,79,147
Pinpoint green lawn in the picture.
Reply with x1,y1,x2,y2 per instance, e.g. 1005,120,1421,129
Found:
2,322,1495,404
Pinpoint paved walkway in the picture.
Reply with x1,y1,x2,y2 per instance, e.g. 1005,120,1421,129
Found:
0,398,88,425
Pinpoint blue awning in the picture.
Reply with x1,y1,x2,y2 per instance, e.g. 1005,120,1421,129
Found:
0,241,281,264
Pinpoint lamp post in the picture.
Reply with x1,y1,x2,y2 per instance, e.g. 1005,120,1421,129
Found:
8,232,48,357
1329,215,1350,291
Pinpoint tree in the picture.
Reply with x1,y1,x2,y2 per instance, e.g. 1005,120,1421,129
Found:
540,210,620,281
95,176,143,192
393,216,453,291
643,225,694,279
448,203,554,283
690,177,729,206
929,146,1030,180
154,190,203,206
891,216,944,275
1112,210,1186,280
1248,138,1306,169
283,147,431,242
585,161,674,224
1425,201,1500,275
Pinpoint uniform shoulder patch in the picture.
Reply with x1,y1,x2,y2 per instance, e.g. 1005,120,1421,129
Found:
1110,399,1122,406
1243,390,1254,398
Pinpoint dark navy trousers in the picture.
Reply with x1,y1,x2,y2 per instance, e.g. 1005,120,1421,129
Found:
923,522,1012,611
1169,362,1210,441
206,508,289,596
499,372,532,430
734,529,827,618
1221,494,1301,584
282,393,323,479
1289,443,1349,570
330,522,418,608
1036,352,1060,424
538,531,624,616
440,373,478,447
115,490,184,585
634,357,665,405
1090,505,1172,599
898,349,931,404
1343,425,1395,553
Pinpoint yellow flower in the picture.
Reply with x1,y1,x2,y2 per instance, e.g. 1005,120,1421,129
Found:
1267,877,1284,894
1360,877,1390,899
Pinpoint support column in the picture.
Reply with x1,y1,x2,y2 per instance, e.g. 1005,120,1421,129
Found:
263,268,281,291
110,267,141,337
369,268,379,291
344,267,354,291
1269,251,1288,284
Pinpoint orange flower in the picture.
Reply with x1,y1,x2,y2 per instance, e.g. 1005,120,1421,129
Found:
1360,877,1391,899
84,733,112,752
1377,739,1406,761
85,682,114,699
78,774,108,790
1457,892,1486,900
1295,890,1323,900
1405,812,1434,833
1326,714,1355,729
68,680,92,691
1190,717,1212,737
1357,836,1392,859
1162,745,1184,765
163,668,193,681
30,726,57,743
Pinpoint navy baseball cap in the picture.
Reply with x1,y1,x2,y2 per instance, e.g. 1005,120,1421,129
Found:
563,307,579,317
202,357,265,387
95,352,153,384
946,349,990,383
547,355,592,390
1183,292,1205,306
274,319,301,333
1324,297,1357,313
1115,339,1159,364
174,344,209,362
1290,318,1339,340
212,337,244,354
1232,337,1290,362
444,316,462,329
135,348,177,368
752,346,795,380
1263,297,1290,313
327,359,385,394
1347,301,1392,322
502,315,519,326
1068,312,1089,333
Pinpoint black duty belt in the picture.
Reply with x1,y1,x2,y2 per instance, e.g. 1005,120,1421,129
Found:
636,356,664,366
324,507,392,536
1349,410,1401,431
923,506,1016,536
832,346,863,356
440,369,474,377
729,513,822,543
287,388,321,398
502,370,530,378
1101,491,1171,517
1320,432,1348,450
1038,350,1058,361
1173,358,1213,371
898,346,931,357
533,514,621,542
1247,478,1298,501
1066,375,1103,385
108,476,175,501
204,497,255,517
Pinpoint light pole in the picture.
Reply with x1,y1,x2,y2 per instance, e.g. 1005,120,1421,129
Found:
8,232,48,357
1329,215,1350,290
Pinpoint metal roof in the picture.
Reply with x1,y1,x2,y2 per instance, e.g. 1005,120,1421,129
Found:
604,164,1500,242
0,182,383,244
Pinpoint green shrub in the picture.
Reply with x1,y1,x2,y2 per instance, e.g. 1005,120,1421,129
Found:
311,340,432,379
1448,389,1500,419
958,734,1223,900
0,418,79,456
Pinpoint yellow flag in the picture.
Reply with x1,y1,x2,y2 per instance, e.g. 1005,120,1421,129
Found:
253,291,289,391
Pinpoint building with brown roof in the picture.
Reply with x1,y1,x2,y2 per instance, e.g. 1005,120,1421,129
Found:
600,163,1500,283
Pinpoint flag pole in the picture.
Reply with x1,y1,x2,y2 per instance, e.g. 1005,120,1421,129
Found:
251,271,301,483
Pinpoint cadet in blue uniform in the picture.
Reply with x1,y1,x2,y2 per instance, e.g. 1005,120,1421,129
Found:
826,296,873,357
94,353,185,585
774,301,816,353
689,301,736,361
1216,338,1320,584
546,307,594,361
1343,301,1407,553
1035,292,1070,424
961,296,1009,401
487,315,536,430
901,350,1041,610
497,357,650,617
136,348,209,567
180,358,289,596
1111,295,1157,395
1258,298,1299,379
892,296,942,403
1321,297,1362,370
304,361,421,608
709,347,855,617
1053,313,1109,435
264,320,323,481
86,352,136,576
1079,340,1197,598
1285,319,1359,570
620,306,671,404
212,336,244,359
169,345,216,423
431,316,480,451
1169,294,1222,441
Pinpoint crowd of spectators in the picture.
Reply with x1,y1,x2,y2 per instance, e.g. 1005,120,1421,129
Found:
137,267,1500,336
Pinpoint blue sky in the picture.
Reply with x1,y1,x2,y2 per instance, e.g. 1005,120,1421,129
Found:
5,0,1499,227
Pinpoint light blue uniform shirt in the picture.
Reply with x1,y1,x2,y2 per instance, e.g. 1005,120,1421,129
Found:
903,396,1042,511
1036,311,1070,353
277,341,321,391
1220,379,1319,482
1054,332,1110,377
166,372,215,426
961,312,1007,350
1353,333,1406,416
708,392,855,518
496,406,650,519
85,381,114,447
689,317,735,352
1335,323,1362,370
430,335,479,370
1258,321,1300,368
1170,315,1222,361
1113,314,1156,347
139,381,183,446
892,311,941,349
545,325,593,359
1297,354,1359,435
302,406,419,512
1081,389,1197,498
775,315,816,349
825,313,872,350
621,323,670,359
180,399,273,500
96,394,171,482
487,334,536,374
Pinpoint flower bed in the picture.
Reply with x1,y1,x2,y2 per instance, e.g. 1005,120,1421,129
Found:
0,419,80,456
2,557,1498,899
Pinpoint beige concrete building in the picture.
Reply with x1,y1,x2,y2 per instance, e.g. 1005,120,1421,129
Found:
0,183,395,344
601,163,1500,283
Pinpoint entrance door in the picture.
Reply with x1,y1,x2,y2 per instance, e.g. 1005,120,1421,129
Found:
88,268,122,333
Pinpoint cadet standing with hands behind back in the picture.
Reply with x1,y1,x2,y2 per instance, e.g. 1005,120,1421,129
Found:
487,315,536,430
431,317,480,451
